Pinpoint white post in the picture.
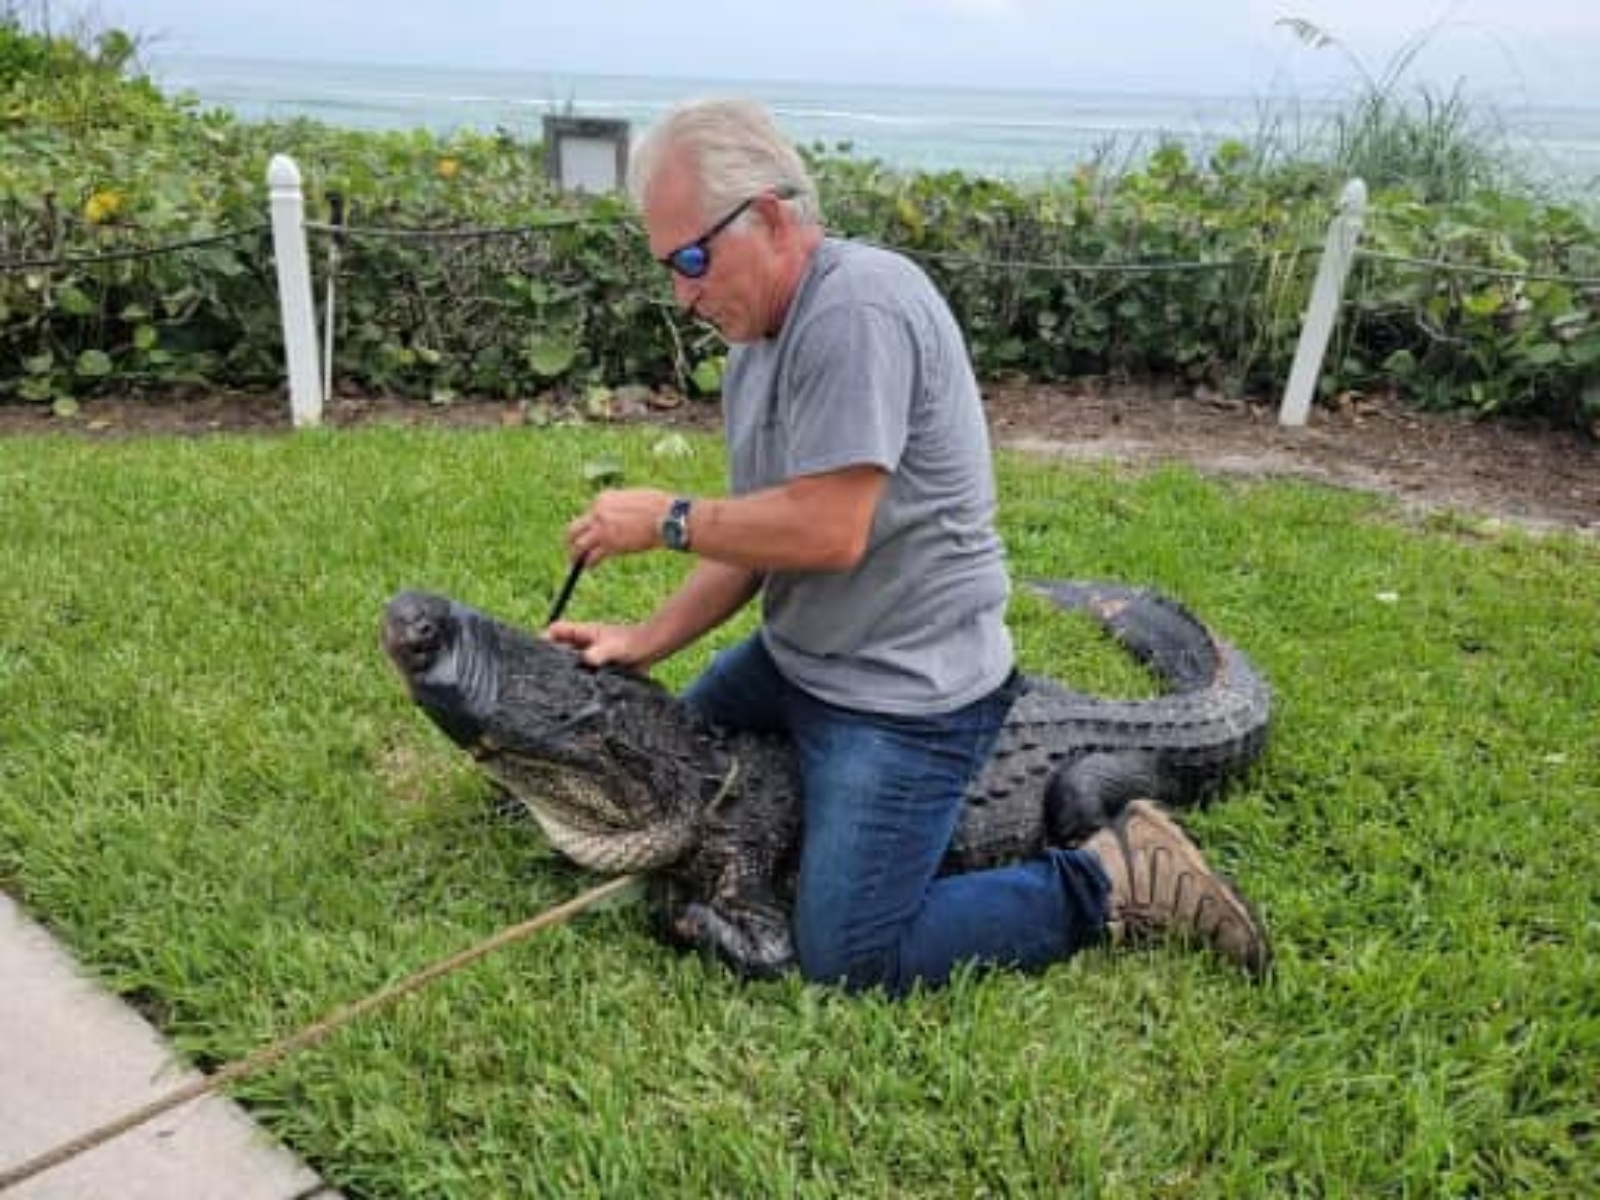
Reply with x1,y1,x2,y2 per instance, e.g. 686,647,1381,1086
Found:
267,154,323,428
1279,178,1367,427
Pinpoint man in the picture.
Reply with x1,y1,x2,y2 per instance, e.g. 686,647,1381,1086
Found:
548,97,1268,995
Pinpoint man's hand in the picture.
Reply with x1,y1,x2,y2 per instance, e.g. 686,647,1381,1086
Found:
566,488,674,566
545,560,759,674
543,619,657,670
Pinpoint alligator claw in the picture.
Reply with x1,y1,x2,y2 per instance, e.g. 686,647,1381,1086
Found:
667,900,796,981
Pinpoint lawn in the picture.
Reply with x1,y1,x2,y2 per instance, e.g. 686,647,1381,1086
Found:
1,423,1596,1197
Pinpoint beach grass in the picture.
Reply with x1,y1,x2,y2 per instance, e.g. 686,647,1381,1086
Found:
1,423,1596,1196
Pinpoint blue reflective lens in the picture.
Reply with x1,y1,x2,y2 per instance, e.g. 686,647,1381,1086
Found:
668,243,711,278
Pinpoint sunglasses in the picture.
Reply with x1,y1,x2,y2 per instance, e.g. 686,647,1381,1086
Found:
657,188,797,280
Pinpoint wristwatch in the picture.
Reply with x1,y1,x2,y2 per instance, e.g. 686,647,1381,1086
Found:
660,496,694,551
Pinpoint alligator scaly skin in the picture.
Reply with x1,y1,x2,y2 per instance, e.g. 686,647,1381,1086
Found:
382,580,1270,978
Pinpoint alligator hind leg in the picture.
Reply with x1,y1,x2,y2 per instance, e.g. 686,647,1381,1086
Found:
1045,750,1168,844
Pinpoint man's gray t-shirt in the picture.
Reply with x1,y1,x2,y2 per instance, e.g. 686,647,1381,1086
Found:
722,237,1012,715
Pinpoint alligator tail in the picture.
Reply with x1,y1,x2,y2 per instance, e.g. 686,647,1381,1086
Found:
1026,579,1234,694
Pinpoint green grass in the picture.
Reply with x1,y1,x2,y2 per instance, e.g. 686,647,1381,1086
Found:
1,423,1596,1197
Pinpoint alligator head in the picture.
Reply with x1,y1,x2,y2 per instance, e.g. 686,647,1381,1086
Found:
381,590,702,871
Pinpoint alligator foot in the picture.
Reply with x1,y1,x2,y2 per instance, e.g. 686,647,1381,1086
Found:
650,878,796,979
671,902,796,980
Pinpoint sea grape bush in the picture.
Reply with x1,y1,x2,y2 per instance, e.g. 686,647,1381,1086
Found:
2,23,1596,429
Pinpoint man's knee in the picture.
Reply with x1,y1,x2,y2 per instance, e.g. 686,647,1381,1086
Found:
795,919,904,996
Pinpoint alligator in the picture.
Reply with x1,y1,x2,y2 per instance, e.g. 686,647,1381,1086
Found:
381,580,1271,979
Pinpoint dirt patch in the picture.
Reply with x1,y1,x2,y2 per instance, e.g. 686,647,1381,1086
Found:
983,380,1600,537
4,380,1596,536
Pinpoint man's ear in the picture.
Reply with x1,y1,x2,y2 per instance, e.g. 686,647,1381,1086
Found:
755,190,791,232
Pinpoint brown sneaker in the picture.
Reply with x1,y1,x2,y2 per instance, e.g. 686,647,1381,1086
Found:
1082,800,1271,978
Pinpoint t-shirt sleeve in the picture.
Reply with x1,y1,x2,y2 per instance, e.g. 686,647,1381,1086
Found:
781,302,915,478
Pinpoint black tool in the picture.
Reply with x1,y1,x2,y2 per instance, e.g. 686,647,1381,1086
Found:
547,557,585,625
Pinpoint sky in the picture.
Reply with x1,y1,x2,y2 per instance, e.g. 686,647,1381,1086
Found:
79,0,1600,106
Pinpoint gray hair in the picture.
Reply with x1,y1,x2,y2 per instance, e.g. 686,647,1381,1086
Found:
628,97,821,227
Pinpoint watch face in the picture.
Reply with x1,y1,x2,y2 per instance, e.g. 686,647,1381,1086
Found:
662,498,692,550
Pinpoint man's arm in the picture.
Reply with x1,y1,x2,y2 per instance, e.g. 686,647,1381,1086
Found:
545,558,761,669
567,465,887,573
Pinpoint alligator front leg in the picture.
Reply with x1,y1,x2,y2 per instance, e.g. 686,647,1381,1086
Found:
650,875,796,980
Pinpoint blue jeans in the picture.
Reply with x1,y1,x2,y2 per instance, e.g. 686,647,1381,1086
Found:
682,634,1110,996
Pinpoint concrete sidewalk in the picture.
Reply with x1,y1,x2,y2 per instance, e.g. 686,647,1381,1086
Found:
0,891,340,1199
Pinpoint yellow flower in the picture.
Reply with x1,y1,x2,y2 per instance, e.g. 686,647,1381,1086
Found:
83,189,124,224
436,157,460,180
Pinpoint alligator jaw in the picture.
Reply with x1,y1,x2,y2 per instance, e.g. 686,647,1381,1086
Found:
492,754,697,872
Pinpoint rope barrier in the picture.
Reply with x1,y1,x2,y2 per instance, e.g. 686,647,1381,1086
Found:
299,218,1298,276
0,225,269,275
889,242,1317,276
7,216,1598,289
0,873,644,1194
1354,247,1600,288
302,213,628,241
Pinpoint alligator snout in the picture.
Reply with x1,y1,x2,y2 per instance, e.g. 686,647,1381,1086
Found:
382,590,452,677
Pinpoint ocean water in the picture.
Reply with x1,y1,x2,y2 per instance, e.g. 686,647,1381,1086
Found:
151,54,1600,192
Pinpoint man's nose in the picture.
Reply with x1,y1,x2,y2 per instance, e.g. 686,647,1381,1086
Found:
672,272,701,309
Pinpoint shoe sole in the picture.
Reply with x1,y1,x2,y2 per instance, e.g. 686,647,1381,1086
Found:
1113,801,1273,979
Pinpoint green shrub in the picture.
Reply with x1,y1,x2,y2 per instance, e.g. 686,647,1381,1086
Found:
2,19,1596,428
